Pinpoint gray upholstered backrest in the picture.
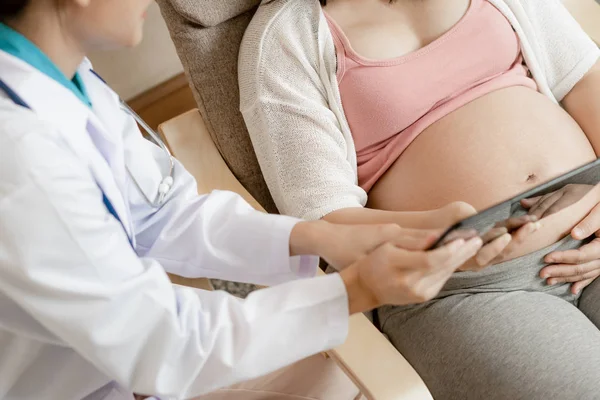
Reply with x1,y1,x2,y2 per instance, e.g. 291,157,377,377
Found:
157,0,277,213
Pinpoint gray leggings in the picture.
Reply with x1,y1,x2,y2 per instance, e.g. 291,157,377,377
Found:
379,233,600,399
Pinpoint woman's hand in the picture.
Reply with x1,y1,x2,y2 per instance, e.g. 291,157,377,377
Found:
541,197,600,294
290,221,443,270
521,184,594,219
340,237,483,313
429,201,478,228
542,238,600,294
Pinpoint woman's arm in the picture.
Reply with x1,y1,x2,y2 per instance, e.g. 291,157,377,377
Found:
323,202,476,230
563,60,600,154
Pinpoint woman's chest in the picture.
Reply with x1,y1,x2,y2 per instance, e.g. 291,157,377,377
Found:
325,0,472,60
327,0,524,150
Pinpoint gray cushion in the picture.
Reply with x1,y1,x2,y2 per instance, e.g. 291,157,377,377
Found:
167,0,261,27
157,0,277,213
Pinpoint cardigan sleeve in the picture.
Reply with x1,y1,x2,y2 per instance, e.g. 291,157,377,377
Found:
239,1,367,221
520,0,600,101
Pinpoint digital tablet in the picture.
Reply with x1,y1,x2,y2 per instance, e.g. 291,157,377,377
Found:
430,158,600,249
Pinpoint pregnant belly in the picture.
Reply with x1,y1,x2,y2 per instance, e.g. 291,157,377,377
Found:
368,87,598,259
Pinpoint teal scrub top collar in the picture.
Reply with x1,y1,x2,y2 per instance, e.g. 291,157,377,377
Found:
0,22,92,107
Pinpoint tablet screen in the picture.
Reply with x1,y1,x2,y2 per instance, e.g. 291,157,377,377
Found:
430,158,600,249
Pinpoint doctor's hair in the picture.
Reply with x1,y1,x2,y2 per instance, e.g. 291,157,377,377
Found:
0,0,29,19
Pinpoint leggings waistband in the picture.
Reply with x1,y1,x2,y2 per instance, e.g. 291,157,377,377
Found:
439,234,586,295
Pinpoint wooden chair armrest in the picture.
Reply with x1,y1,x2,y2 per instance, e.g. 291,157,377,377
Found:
158,109,263,209
158,109,432,399
167,274,214,291
564,0,600,45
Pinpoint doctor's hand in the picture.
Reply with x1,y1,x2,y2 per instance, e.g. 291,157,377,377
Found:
290,221,443,270
339,237,483,313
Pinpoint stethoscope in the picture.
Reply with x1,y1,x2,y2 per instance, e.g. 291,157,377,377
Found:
119,97,174,206
0,71,175,208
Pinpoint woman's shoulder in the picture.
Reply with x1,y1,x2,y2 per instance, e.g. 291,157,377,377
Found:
248,0,323,36
241,0,324,66
239,0,332,106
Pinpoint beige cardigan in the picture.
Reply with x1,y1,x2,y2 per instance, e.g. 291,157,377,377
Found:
239,0,600,220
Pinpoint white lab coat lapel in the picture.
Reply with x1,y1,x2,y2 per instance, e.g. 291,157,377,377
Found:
0,52,134,242
79,64,135,238
79,60,127,184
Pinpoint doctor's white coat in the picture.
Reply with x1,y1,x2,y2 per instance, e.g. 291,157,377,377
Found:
0,50,349,399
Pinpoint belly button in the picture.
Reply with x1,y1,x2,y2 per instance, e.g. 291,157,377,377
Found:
526,173,537,182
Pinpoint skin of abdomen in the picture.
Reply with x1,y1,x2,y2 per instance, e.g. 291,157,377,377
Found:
367,86,599,260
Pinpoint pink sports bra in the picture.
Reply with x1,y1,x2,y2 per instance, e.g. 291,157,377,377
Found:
324,0,537,192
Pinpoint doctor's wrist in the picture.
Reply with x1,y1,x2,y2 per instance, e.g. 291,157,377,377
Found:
339,265,379,314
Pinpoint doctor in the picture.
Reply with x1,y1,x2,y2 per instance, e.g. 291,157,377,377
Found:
0,0,483,399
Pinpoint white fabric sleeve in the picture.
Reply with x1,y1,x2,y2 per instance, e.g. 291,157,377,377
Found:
520,0,600,100
0,115,349,398
129,139,319,285
239,2,367,220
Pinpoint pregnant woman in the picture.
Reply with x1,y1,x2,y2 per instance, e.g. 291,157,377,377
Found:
239,0,600,398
